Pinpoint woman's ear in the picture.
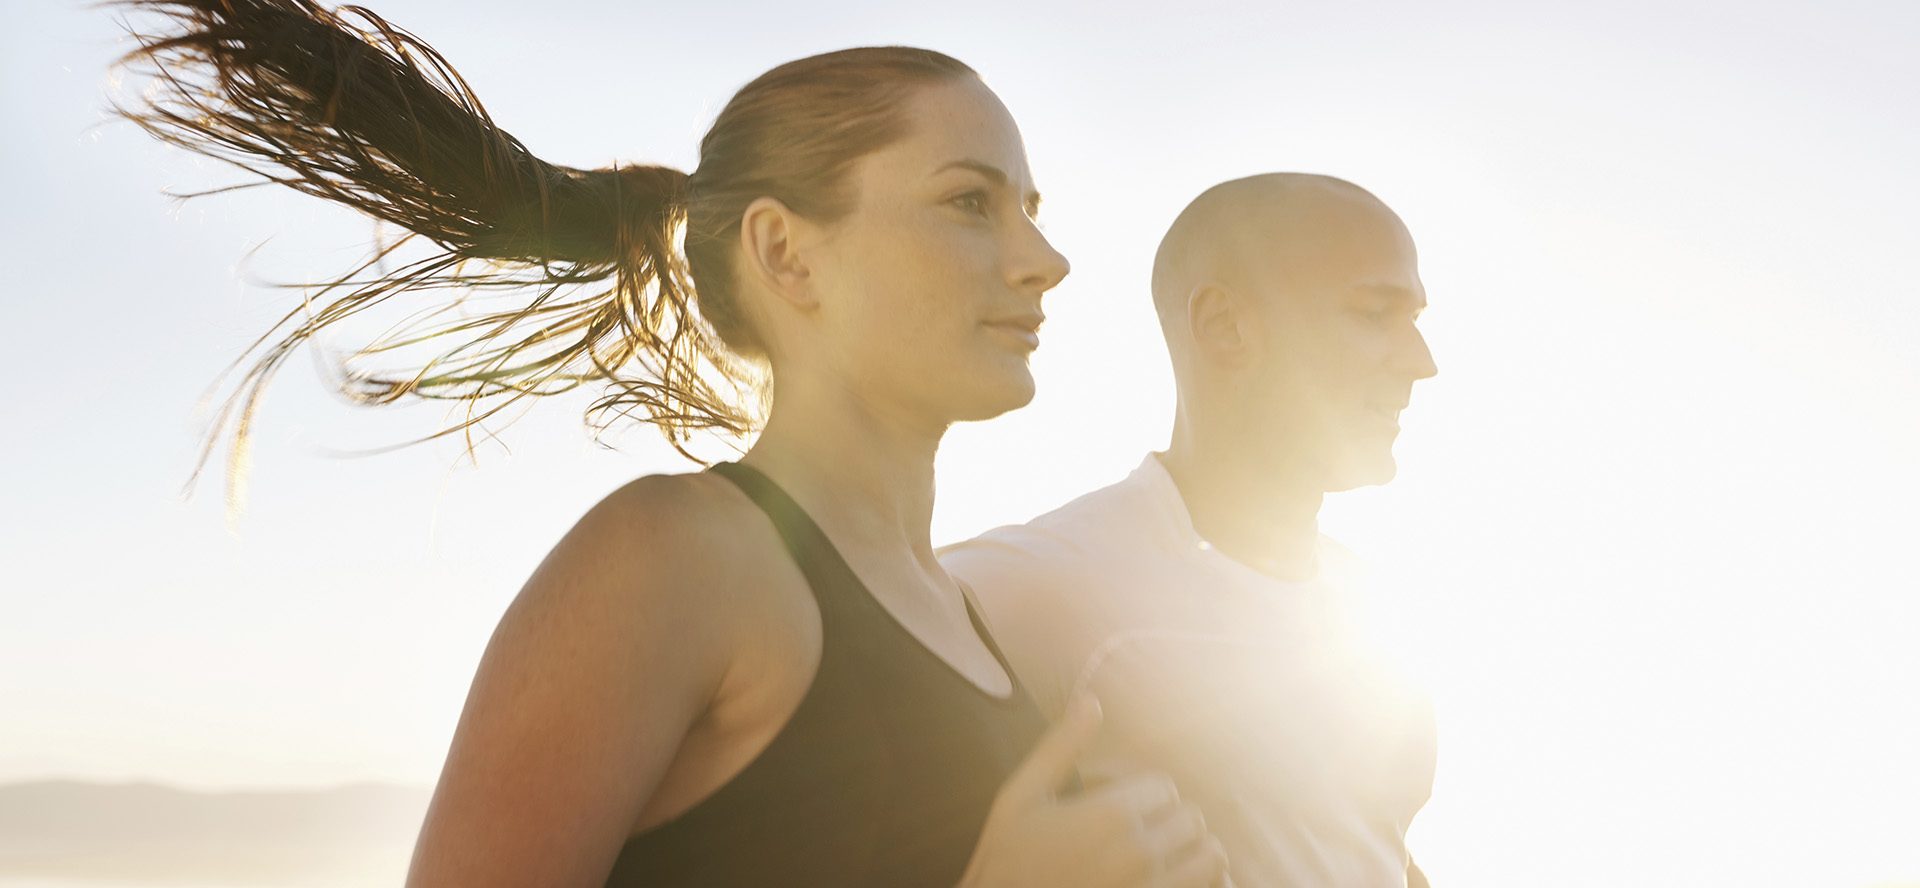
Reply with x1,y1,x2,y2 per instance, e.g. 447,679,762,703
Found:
739,196,816,309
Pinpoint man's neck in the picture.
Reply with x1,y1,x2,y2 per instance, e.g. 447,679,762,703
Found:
1158,424,1325,582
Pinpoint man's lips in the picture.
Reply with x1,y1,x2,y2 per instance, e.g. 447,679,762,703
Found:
1363,400,1409,430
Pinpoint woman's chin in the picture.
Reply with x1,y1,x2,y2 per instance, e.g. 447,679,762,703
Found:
946,368,1037,423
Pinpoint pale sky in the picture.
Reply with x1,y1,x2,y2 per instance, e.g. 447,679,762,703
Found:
3,1,1917,886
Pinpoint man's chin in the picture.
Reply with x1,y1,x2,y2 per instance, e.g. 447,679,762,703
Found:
1323,452,1399,492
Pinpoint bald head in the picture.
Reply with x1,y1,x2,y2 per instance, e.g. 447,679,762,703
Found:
1148,172,1434,491
1151,173,1407,357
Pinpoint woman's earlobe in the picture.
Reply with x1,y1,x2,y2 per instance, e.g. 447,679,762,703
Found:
740,196,815,308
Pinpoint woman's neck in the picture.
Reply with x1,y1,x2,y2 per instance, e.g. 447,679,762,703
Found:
742,376,945,568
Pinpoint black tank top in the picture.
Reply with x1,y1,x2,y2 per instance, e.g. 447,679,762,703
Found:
604,461,1050,887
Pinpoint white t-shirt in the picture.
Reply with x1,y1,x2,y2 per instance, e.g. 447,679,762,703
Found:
941,454,1435,887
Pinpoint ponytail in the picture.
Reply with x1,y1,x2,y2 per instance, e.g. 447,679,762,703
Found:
114,0,754,499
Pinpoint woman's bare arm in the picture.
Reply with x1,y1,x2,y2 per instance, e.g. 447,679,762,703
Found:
406,475,743,888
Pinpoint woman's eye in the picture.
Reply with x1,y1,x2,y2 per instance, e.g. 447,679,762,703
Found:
950,191,990,216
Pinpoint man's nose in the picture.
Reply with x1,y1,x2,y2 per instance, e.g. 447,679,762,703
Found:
1401,326,1438,380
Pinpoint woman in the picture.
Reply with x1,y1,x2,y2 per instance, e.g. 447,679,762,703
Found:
116,1,1229,886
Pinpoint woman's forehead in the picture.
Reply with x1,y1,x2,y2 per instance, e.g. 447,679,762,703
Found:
873,79,1034,187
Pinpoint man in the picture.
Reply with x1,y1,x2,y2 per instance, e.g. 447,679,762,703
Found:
942,173,1439,886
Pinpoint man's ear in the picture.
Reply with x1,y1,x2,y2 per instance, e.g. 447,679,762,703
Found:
739,196,816,309
1188,284,1254,367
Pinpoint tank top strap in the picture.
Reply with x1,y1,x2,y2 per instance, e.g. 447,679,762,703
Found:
710,461,1032,706
957,582,1022,693
709,461,863,617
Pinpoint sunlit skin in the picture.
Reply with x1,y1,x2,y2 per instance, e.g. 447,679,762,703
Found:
736,76,1066,681
783,83,1059,424
1152,173,1437,579
410,77,1229,888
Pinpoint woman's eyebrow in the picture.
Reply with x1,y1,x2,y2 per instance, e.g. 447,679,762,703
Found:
933,158,1008,184
933,158,1044,213
934,158,1044,212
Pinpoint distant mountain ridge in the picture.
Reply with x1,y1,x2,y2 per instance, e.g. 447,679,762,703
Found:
0,779,429,887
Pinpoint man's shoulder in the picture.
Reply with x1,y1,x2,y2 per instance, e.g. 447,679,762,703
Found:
940,470,1161,574
941,471,1170,710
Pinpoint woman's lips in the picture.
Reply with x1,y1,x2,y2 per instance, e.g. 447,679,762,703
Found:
984,314,1044,350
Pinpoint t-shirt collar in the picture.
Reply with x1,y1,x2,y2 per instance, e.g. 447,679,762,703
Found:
1129,451,1325,587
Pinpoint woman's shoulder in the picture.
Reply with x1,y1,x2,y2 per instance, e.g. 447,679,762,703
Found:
485,467,790,702
588,469,749,542
553,468,782,602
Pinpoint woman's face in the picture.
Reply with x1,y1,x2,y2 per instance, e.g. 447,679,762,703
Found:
798,77,1071,424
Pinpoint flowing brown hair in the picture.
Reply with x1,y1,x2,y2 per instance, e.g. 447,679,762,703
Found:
111,0,975,503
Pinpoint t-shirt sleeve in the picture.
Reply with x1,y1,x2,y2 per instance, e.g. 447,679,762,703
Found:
939,528,1089,718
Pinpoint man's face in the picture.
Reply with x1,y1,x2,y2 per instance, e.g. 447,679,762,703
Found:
1248,202,1436,491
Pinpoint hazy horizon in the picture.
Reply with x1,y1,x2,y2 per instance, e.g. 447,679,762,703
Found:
0,779,425,887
